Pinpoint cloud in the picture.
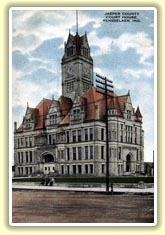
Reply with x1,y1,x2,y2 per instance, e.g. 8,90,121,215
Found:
124,67,154,80
114,32,153,64
12,10,102,55
88,30,113,56
12,50,29,69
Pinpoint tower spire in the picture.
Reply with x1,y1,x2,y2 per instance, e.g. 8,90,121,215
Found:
76,10,78,34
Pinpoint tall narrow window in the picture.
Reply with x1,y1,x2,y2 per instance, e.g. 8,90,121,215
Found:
118,147,121,160
85,165,88,174
30,151,33,162
101,146,104,159
90,164,93,174
89,128,93,140
73,165,76,174
72,130,76,142
101,128,104,140
85,146,88,159
101,164,105,174
67,165,70,175
26,152,28,162
78,129,82,141
90,146,93,159
78,147,82,160
67,148,70,161
66,131,70,143
78,165,82,174
85,129,88,141
18,152,20,163
61,165,64,174
73,147,76,160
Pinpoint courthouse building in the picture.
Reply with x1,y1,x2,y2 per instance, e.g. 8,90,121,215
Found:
13,28,144,177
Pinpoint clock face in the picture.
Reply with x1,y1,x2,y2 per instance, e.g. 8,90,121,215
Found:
82,64,90,78
66,65,74,77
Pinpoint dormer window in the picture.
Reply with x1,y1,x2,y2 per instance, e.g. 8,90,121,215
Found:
73,108,80,120
127,110,131,119
108,109,117,116
50,114,57,125
25,119,30,128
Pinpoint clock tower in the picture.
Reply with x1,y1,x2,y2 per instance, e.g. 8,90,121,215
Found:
61,31,93,101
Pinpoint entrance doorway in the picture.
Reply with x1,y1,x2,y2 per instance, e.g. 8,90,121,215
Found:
126,154,131,172
43,154,54,163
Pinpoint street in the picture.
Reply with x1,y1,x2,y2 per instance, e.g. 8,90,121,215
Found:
12,189,154,224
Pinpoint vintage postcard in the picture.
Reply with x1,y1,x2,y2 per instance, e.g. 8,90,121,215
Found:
9,7,157,226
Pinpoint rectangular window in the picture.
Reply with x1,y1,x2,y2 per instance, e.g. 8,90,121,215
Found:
30,151,33,162
18,152,20,163
25,167,28,175
50,114,57,125
78,147,82,160
78,165,82,174
85,146,88,159
85,129,88,141
66,131,70,143
25,137,28,147
90,164,93,174
67,165,70,175
29,137,32,147
67,148,70,161
72,130,76,142
85,165,88,174
101,128,104,140
61,165,64,174
21,152,24,163
26,152,28,162
90,146,93,159
89,128,93,140
73,165,76,174
78,129,82,141
73,147,76,160
21,138,24,146
137,149,139,161
61,150,64,159
118,147,121,160
120,132,123,142
101,146,104,159
67,81,74,92
101,164,105,174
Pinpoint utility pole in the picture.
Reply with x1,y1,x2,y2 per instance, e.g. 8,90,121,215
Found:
96,73,114,193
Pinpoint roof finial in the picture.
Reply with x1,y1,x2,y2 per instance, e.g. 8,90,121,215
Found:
76,10,78,34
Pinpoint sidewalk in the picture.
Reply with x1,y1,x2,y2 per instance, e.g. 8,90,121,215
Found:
12,184,154,194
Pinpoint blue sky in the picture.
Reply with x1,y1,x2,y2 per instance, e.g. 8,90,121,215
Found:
11,8,156,162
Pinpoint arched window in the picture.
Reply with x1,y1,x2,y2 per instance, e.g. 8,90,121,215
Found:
43,154,54,163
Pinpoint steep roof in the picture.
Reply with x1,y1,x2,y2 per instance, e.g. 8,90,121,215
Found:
35,98,52,129
16,86,142,132
135,106,142,118
58,96,73,116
